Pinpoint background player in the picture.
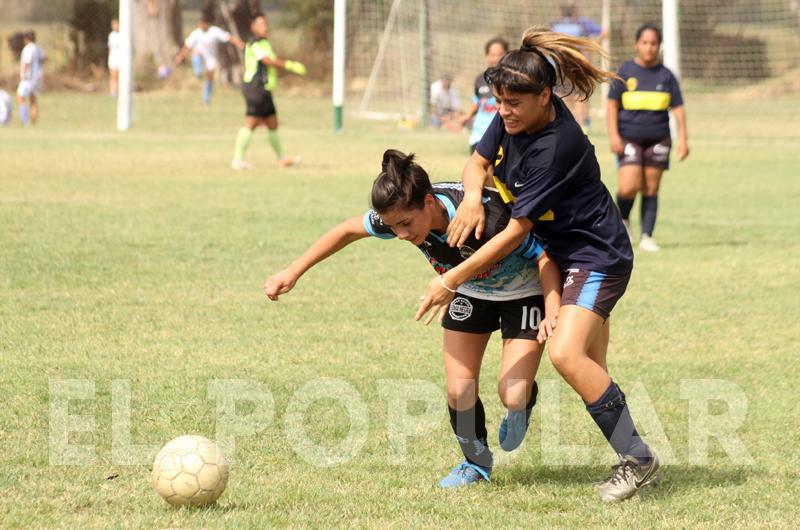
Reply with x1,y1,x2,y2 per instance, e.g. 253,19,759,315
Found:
16,31,45,126
608,24,689,252
265,149,561,488
231,12,306,170
417,27,661,502
550,2,607,132
462,37,509,153
107,18,120,99
175,18,244,105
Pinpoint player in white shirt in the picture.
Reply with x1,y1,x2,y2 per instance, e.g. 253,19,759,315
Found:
107,19,121,98
16,31,45,125
175,18,244,105
430,74,463,130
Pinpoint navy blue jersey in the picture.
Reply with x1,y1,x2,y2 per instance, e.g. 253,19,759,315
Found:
363,182,545,301
476,97,633,275
608,60,683,140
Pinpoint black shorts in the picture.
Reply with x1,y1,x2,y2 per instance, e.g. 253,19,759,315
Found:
617,136,671,170
243,84,276,118
442,293,545,340
560,269,630,320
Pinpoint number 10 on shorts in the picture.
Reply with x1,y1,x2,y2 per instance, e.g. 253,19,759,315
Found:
520,305,542,331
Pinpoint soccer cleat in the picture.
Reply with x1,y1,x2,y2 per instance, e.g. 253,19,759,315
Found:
231,159,254,170
439,461,490,489
639,234,660,252
498,409,530,451
596,451,660,502
278,155,301,168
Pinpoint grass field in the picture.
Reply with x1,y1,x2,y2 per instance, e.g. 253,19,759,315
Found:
1,86,799,528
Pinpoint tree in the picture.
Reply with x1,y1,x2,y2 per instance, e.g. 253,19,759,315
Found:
132,0,183,69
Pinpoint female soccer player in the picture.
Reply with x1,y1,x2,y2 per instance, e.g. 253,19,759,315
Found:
231,12,306,170
462,37,509,153
107,19,120,99
16,31,45,126
608,24,689,252
175,18,244,105
265,149,561,488
416,27,660,502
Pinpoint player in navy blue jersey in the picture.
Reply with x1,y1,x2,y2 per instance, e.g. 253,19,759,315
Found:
265,149,561,488
608,24,690,252
416,27,660,502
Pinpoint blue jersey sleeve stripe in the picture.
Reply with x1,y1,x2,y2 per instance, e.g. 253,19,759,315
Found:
363,210,395,240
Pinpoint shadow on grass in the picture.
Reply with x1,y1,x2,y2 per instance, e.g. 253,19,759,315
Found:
498,464,755,496
168,501,252,513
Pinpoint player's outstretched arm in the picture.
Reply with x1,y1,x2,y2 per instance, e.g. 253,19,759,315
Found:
447,150,492,247
264,216,369,301
259,56,306,76
536,251,562,344
229,36,245,51
174,46,190,65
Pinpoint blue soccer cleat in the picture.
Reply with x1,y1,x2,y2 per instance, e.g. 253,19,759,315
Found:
439,461,491,488
499,409,531,451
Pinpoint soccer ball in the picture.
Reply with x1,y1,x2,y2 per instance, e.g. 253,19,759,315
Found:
151,435,229,507
157,64,172,80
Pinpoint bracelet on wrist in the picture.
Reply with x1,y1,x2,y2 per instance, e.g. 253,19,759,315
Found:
438,275,457,293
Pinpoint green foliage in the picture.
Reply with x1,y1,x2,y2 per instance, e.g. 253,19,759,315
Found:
69,0,117,69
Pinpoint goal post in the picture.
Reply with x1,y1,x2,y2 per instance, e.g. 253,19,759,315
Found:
116,0,133,131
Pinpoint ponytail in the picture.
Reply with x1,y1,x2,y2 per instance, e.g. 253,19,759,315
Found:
485,26,617,101
371,149,433,213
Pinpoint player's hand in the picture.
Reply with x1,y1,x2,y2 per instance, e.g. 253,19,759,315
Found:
610,134,624,155
678,141,690,161
284,60,307,76
537,313,558,344
264,270,297,301
446,195,485,247
415,276,455,325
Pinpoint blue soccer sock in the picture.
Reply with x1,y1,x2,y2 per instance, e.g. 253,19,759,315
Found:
192,55,203,78
19,103,29,125
586,381,651,465
616,194,635,220
203,80,213,104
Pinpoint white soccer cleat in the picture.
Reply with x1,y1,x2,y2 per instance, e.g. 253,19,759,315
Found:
231,159,254,170
639,235,660,252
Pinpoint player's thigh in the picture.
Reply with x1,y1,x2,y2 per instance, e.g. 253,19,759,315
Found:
443,329,491,407
617,164,643,198
264,114,278,130
643,165,665,195
546,304,606,363
586,317,610,372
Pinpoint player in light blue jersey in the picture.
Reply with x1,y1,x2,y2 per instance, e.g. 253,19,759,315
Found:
462,37,509,153
265,149,561,488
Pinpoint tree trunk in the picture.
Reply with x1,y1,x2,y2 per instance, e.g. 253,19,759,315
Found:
132,0,182,69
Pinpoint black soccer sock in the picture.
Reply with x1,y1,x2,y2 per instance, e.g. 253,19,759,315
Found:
586,381,651,465
641,195,659,236
448,397,493,469
523,380,539,420
616,194,635,221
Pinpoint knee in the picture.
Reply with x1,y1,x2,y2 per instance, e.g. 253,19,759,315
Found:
617,181,640,199
447,379,477,408
548,341,580,379
497,379,529,410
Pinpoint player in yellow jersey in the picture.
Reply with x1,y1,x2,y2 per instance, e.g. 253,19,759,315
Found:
231,12,306,170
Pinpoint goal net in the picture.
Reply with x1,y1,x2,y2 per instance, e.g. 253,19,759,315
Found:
346,0,800,127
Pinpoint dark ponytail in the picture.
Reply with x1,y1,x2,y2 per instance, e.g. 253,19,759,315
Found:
484,26,617,101
371,149,432,213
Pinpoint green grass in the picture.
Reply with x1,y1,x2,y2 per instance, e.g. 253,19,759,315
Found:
1,86,799,528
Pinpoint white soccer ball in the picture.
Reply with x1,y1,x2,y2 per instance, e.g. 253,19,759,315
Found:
151,435,229,507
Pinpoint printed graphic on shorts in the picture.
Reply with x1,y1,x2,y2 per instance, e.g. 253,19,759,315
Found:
448,297,474,321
